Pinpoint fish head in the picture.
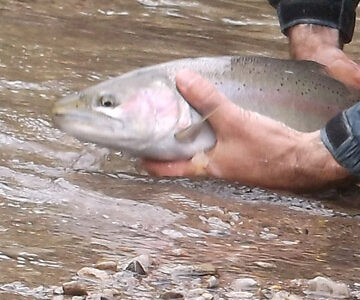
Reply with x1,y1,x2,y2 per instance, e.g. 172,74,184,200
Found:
52,76,190,155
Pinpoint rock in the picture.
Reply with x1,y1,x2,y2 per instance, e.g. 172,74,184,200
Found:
187,288,207,298
123,254,151,275
72,297,85,300
85,294,114,300
95,260,117,271
231,278,258,291
62,281,88,296
207,276,218,288
125,260,146,275
161,291,184,299
271,291,302,300
306,276,350,298
53,286,64,295
77,267,110,281
254,261,276,269
172,263,217,277
225,291,254,299
52,296,64,300
202,292,214,300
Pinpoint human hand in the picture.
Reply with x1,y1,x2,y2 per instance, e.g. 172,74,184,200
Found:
288,24,360,89
142,70,351,191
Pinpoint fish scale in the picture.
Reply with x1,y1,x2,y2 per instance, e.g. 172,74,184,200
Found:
53,56,359,160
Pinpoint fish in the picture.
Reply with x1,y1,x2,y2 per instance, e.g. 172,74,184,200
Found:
52,56,359,160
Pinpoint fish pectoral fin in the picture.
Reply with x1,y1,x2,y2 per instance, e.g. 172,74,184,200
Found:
174,106,220,143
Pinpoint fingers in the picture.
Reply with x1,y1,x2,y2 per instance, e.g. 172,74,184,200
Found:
176,69,243,132
141,159,206,177
327,58,360,89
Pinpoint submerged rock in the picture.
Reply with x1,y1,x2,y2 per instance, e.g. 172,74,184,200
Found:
231,278,258,291
62,281,88,296
123,254,151,275
95,260,117,271
77,267,110,281
306,276,350,298
161,291,184,299
271,291,302,300
171,263,217,277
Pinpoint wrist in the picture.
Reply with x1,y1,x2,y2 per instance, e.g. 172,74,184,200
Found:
293,131,353,190
288,24,342,60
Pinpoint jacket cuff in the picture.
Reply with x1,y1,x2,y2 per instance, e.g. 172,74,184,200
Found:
321,103,360,179
271,0,359,44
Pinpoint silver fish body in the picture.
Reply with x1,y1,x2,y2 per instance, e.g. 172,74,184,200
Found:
53,56,359,160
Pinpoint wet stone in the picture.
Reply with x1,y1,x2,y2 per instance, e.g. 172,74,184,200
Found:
171,263,217,277
125,259,147,275
231,278,258,291
186,288,207,298
161,291,184,299
123,254,151,275
85,293,114,300
270,291,302,300
77,267,110,281
254,261,276,269
225,291,254,299
53,286,64,295
306,276,350,298
207,276,218,288
201,292,214,300
63,281,88,296
95,260,117,271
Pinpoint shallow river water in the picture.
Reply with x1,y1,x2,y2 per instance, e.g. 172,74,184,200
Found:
1,1,360,299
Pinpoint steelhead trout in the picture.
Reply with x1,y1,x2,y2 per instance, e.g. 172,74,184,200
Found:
52,56,359,160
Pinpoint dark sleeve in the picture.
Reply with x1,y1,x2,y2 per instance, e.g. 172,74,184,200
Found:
268,0,359,44
321,103,360,179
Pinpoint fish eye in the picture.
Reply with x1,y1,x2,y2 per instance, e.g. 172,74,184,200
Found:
99,95,115,108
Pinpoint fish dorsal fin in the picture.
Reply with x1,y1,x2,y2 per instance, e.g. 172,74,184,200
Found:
175,106,219,143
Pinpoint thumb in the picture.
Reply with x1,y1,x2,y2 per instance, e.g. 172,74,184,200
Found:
176,69,244,133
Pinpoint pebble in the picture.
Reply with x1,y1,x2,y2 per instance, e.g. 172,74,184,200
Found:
225,291,253,299
62,281,88,296
53,286,64,295
207,276,218,288
77,267,110,281
254,261,276,269
231,278,258,291
161,291,184,299
271,291,302,300
172,263,217,277
201,292,214,300
306,276,350,298
187,288,207,298
95,260,117,271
